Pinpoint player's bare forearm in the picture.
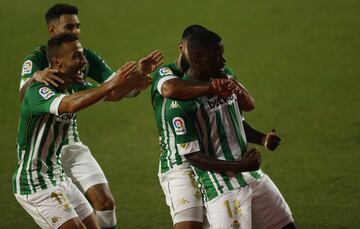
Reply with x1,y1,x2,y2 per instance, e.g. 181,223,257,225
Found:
59,81,114,113
243,121,266,145
106,75,150,101
234,80,255,111
161,78,213,99
185,151,260,173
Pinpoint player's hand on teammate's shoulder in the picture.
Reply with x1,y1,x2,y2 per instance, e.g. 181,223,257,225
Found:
137,50,164,76
263,129,281,151
210,77,237,97
33,68,64,87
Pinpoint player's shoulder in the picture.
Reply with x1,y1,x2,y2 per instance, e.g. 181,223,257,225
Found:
152,62,181,78
166,98,197,115
224,65,236,77
24,45,47,61
26,82,58,100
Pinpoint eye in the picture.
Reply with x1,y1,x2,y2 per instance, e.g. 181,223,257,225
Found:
65,24,75,30
76,23,80,29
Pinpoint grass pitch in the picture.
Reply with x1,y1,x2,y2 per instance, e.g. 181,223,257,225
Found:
0,0,359,228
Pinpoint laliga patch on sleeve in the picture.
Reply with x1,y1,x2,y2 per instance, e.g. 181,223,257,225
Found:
39,87,55,100
172,117,187,135
21,60,33,76
159,67,173,76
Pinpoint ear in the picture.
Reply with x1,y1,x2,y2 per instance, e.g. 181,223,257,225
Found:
178,42,182,51
48,25,55,36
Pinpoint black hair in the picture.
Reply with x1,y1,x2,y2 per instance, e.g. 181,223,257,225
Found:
45,4,78,24
47,33,79,63
187,30,222,56
182,24,207,39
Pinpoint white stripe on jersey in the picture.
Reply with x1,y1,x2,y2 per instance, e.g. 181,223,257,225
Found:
167,122,180,166
161,98,171,170
15,151,26,194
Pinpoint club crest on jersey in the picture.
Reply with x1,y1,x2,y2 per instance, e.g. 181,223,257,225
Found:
159,67,173,76
39,87,55,100
21,60,33,75
173,117,186,135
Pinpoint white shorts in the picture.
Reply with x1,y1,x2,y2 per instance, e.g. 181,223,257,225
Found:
205,186,252,229
14,178,93,229
250,175,294,229
61,142,108,193
158,164,204,224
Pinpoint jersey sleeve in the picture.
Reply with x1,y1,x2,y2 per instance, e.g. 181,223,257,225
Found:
224,66,237,80
84,49,115,83
166,100,200,155
19,48,48,90
151,66,179,95
24,83,65,116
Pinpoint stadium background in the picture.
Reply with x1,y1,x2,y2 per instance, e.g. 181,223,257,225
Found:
0,0,359,228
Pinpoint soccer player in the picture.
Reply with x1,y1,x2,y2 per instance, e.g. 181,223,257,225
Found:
162,30,296,229
151,25,257,229
13,33,157,229
18,4,163,228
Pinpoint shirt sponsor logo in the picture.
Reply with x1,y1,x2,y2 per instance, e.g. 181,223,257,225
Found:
172,117,186,135
39,87,55,100
21,60,33,75
207,95,236,110
159,67,173,76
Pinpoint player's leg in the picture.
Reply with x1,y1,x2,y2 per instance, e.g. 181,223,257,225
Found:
251,174,296,229
14,178,95,229
61,142,117,229
205,187,252,229
159,165,204,229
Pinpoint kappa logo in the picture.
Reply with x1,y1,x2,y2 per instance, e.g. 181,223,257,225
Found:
172,117,186,135
170,101,181,109
159,67,173,76
21,60,33,76
39,87,55,100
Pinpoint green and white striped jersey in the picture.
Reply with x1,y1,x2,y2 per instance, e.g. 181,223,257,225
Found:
19,45,115,145
13,81,95,195
155,75,264,202
151,63,238,174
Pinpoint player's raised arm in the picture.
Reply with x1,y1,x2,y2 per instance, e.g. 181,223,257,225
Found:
59,62,137,113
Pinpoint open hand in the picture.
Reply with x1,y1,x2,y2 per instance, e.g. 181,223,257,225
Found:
33,68,64,87
138,50,164,76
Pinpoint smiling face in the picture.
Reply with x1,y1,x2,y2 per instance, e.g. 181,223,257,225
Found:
48,14,81,38
53,40,87,83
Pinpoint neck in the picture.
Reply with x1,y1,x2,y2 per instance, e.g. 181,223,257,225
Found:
187,68,208,82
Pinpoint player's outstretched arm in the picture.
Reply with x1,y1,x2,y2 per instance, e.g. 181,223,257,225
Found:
19,68,64,102
232,79,256,111
184,148,261,173
59,62,136,113
243,121,281,151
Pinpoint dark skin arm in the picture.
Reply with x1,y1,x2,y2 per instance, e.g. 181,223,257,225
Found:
184,148,261,173
232,79,256,111
243,121,281,151
161,77,237,100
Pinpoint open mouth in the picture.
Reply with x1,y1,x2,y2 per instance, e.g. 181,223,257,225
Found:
74,66,86,80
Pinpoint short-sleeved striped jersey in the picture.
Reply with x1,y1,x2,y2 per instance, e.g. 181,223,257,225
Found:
151,63,237,174
13,82,95,195
155,74,264,202
19,45,115,146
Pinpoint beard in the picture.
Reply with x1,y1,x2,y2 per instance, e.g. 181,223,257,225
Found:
179,55,190,74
